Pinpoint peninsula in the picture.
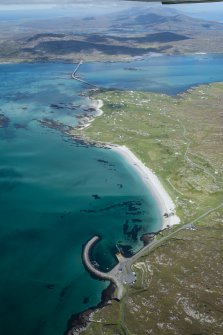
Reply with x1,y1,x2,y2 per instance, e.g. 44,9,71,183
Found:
69,82,223,335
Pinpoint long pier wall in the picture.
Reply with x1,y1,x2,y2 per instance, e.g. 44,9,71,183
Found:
71,61,97,88
82,236,123,300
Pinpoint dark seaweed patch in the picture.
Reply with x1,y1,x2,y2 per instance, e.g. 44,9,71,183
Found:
80,200,142,214
0,180,20,191
45,284,56,290
0,168,23,179
14,123,28,130
0,114,10,128
83,294,92,304
92,194,101,200
117,244,133,257
60,286,69,299
123,219,143,241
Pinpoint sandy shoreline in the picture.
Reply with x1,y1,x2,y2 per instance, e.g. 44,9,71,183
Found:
82,96,180,230
112,145,180,230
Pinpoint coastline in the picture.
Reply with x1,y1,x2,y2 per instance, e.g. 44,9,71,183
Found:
112,145,180,230
77,98,104,130
81,97,180,231
66,141,181,334
90,98,104,116
66,94,181,335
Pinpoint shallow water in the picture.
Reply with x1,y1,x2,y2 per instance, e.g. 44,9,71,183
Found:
0,54,223,335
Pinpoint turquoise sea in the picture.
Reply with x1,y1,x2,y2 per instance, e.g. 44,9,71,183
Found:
1,54,223,335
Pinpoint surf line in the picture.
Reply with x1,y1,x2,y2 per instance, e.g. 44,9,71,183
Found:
71,60,98,88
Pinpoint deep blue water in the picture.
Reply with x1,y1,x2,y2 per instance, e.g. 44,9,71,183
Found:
1,54,223,335
82,54,223,94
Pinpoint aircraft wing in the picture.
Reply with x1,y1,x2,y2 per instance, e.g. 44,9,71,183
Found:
126,0,222,4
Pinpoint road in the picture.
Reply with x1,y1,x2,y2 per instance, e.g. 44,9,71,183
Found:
71,61,98,88
82,202,223,301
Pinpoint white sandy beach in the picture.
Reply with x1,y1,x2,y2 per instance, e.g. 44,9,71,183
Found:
82,97,180,230
112,145,180,230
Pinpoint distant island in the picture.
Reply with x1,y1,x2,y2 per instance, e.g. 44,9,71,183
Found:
0,6,223,63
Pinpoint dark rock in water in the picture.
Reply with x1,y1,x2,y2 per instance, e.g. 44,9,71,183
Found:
60,286,69,299
123,221,142,241
38,118,75,134
123,220,129,234
83,107,96,112
50,103,80,110
83,294,92,305
124,67,140,71
0,114,10,128
117,183,123,188
129,224,142,241
64,283,116,335
50,103,64,109
132,218,142,223
97,159,109,164
92,194,101,200
0,180,20,192
118,244,134,258
14,123,28,130
0,168,23,179
45,284,56,290
60,211,71,219
81,200,142,214
140,233,156,246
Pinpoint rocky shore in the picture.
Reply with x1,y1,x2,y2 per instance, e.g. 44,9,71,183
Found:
64,282,116,335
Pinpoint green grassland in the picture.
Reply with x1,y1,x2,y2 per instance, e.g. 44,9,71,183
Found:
73,83,223,334
75,83,223,224
79,208,223,335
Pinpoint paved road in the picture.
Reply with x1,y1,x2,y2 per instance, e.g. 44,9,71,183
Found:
71,61,98,88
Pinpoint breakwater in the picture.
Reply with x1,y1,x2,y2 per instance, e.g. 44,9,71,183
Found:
71,61,97,88
83,236,136,300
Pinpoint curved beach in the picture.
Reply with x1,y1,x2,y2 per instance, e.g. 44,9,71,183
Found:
112,145,180,229
81,97,180,230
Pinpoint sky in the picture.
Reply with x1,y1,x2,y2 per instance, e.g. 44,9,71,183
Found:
0,0,222,22
171,2,223,21
0,1,129,11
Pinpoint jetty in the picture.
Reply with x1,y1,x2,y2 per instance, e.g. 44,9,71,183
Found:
72,60,83,76
83,236,136,300
71,61,98,88
82,220,205,300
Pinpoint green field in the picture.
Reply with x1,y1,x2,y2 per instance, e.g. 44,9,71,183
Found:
73,83,223,334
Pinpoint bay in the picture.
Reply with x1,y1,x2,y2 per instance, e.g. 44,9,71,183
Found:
0,54,223,335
